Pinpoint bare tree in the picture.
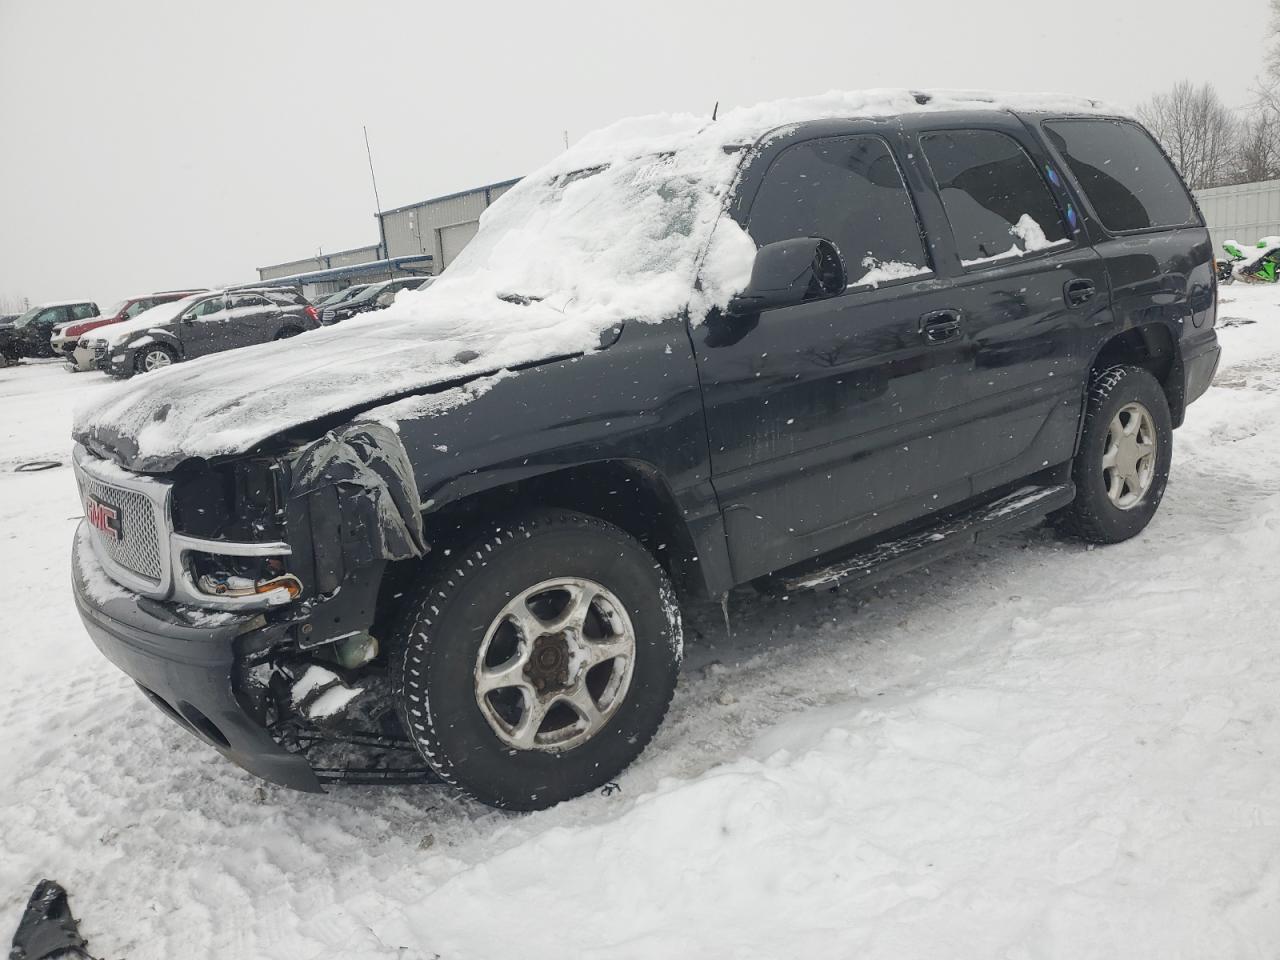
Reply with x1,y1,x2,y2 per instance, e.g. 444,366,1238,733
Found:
1237,110,1280,183
1138,81,1239,189
0,294,29,316
1267,0,1280,80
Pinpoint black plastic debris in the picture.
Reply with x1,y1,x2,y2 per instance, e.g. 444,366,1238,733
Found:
13,461,61,473
8,880,95,960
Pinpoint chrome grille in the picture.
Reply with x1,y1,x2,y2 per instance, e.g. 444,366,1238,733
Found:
76,469,165,584
321,307,336,324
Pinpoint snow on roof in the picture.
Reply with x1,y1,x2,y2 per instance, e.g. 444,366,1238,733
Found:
75,88,1121,470
35,299,97,309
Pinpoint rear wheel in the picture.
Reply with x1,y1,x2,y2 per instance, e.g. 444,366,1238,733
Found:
135,343,176,374
1056,365,1173,543
390,510,682,810
274,326,303,340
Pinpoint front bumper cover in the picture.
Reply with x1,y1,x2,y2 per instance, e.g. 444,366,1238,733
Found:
72,524,323,792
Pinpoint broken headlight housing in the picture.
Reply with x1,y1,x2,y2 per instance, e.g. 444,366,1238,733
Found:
169,456,304,608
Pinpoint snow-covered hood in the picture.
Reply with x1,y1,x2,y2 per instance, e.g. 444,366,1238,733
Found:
74,293,644,470
95,295,202,347
73,87,1120,472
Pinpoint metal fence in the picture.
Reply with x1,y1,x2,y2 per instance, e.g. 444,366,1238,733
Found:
1194,178,1280,253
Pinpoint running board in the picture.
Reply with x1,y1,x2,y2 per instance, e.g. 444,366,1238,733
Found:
777,483,1076,594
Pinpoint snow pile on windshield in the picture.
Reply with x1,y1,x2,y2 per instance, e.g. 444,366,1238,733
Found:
75,88,1120,469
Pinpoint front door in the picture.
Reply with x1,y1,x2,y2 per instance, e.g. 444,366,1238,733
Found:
178,295,229,357
692,131,980,584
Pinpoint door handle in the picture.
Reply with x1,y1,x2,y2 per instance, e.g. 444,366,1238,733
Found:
1064,278,1096,307
920,309,962,344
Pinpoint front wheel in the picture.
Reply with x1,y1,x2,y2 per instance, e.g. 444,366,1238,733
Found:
1056,365,1173,544
135,343,176,374
390,510,682,810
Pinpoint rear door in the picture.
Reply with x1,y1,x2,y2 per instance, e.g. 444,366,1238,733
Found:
692,129,983,583
225,292,278,345
904,116,1111,495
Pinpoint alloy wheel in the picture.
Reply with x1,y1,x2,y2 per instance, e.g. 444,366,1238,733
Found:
1102,401,1157,510
474,577,635,752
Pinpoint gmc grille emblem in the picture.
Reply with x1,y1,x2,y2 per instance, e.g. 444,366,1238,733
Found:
86,495,123,542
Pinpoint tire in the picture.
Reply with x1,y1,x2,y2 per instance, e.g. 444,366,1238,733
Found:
274,326,303,340
390,509,682,810
135,343,176,375
1056,365,1173,544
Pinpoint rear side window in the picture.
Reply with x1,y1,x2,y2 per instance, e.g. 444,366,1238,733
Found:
747,135,931,287
264,288,306,306
1042,119,1197,233
228,293,271,310
921,130,1068,266
71,303,97,320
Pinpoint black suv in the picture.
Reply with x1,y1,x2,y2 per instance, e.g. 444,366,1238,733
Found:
70,96,1219,810
319,276,432,324
100,288,319,377
1,300,99,364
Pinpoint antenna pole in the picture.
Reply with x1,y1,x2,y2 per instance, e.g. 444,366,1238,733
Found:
563,129,569,150
712,101,719,121
364,125,390,265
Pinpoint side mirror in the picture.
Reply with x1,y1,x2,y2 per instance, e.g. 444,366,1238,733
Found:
727,237,846,316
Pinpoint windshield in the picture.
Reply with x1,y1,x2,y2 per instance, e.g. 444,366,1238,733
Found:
12,305,67,329
317,286,367,307
347,282,391,305
100,300,130,319
12,307,43,329
434,144,753,319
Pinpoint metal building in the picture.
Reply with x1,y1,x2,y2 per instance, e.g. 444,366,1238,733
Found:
256,177,520,299
377,179,519,266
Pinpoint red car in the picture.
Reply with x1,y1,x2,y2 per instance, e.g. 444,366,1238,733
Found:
53,290,204,370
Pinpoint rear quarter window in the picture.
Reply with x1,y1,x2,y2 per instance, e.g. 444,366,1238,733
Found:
1042,119,1199,234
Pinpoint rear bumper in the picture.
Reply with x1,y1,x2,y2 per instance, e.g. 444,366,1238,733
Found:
71,525,322,792
1183,336,1221,407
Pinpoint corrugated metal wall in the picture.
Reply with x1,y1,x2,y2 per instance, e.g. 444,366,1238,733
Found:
257,244,381,282
1194,179,1280,253
326,244,381,268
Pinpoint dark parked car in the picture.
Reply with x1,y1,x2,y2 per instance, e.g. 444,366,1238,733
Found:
0,300,98,364
312,284,371,312
71,95,1218,810
320,276,431,324
54,290,205,370
97,288,319,377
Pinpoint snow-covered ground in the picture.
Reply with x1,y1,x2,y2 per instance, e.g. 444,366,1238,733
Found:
1,289,1278,959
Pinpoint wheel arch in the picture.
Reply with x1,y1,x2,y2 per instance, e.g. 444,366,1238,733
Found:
134,329,184,358
400,458,715,603
1085,321,1185,428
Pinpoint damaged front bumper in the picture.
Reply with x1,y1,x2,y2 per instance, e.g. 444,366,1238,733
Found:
72,526,325,792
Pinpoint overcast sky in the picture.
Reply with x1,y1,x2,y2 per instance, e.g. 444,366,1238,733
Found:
0,0,1268,309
